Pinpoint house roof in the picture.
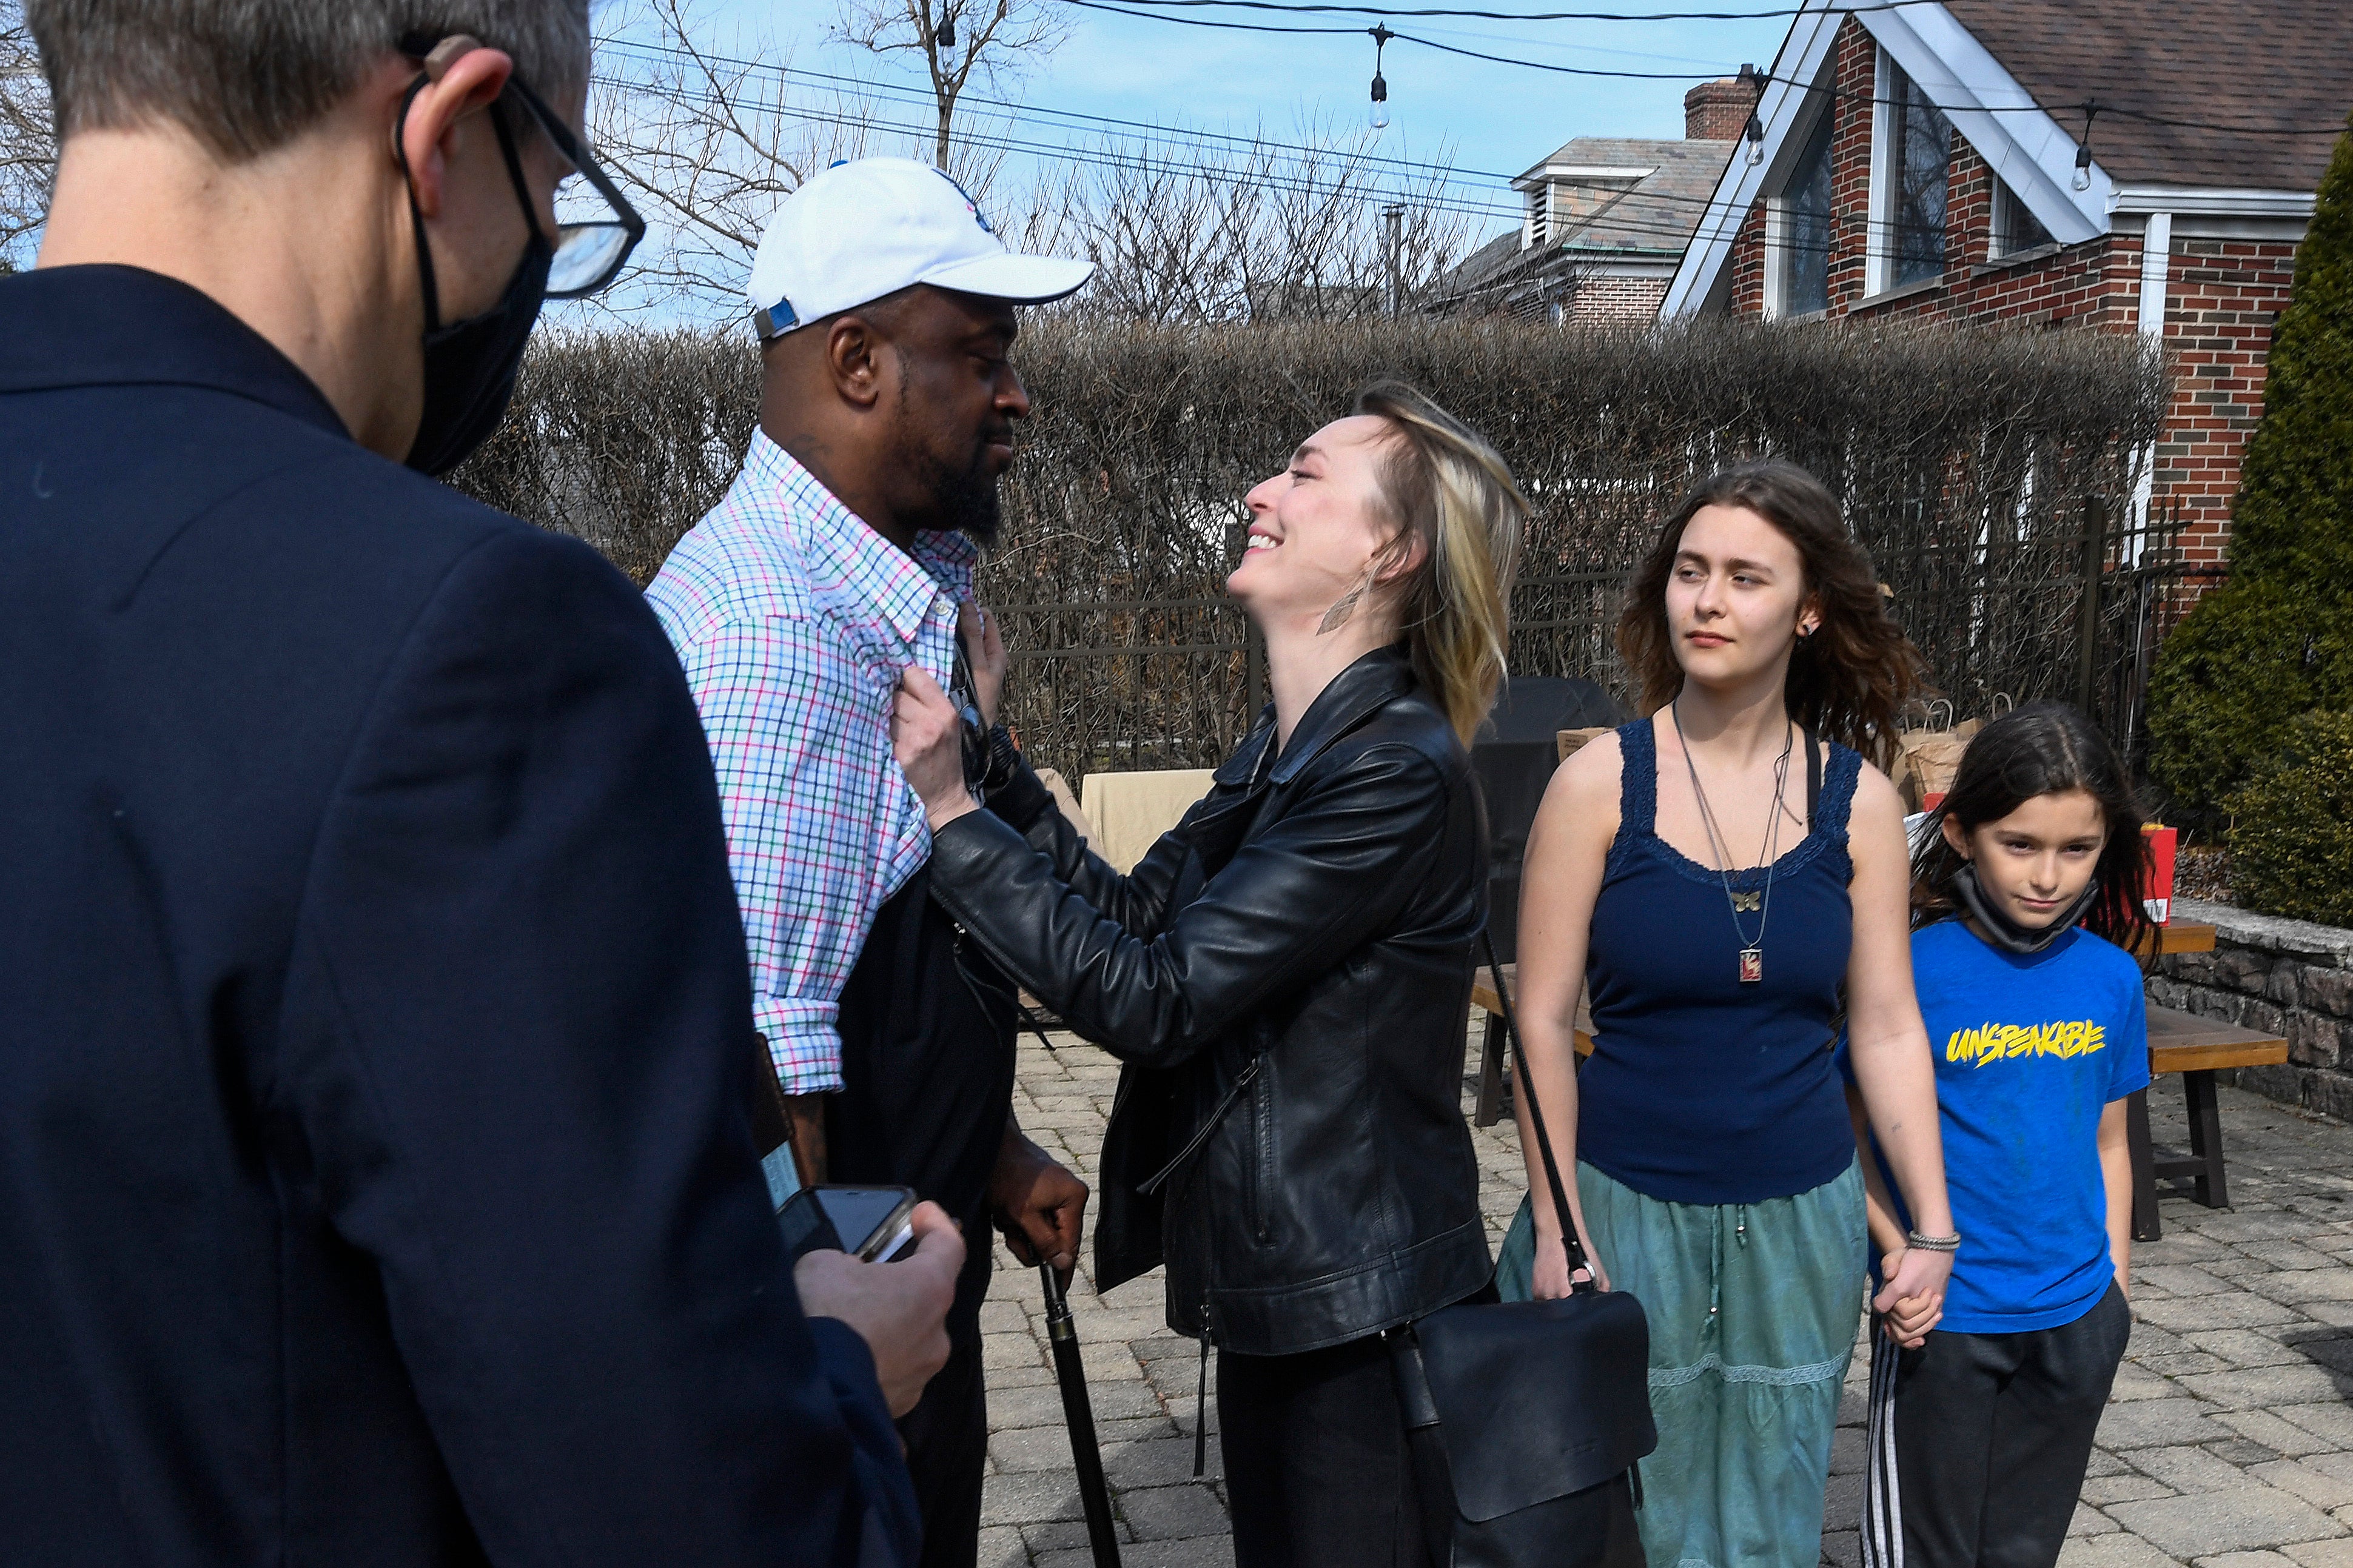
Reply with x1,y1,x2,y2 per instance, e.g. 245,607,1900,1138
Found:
1521,136,1737,255
1943,0,2353,191
1660,0,2344,317
1438,135,1734,305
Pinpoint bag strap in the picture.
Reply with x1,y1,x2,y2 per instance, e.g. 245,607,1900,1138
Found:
1805,728,1822,826
1385,1331,1460,1566
1482,930,1592,1288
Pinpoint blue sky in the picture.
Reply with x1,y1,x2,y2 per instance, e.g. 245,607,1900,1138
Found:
656,0,1794,235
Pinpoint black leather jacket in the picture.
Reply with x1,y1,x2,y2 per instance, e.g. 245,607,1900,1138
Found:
926,646,1493,1356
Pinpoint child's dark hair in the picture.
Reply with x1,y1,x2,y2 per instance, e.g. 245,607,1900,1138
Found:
1912,701,2153,950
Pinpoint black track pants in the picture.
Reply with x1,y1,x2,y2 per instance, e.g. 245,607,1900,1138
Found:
1861,1281,2131,1568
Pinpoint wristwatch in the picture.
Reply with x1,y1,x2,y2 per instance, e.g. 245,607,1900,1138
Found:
967,720,1021,799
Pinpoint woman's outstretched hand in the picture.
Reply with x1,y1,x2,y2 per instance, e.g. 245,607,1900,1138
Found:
1530,1224,1610,1299
892,665,979,832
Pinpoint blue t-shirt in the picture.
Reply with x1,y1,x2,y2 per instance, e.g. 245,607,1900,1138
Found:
1846,919,2150,1333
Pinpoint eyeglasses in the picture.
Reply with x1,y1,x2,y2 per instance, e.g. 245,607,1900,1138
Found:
502,75,645,298
400,36,645,300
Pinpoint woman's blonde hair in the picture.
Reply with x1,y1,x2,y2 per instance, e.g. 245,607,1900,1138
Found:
1355,382,1528,747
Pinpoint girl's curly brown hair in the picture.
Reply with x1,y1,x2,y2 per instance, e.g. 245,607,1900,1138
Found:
1616,460,1927,760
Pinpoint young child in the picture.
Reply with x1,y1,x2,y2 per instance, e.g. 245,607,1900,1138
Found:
1848,702,2151,1568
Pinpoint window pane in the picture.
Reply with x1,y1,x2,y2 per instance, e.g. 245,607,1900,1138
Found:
1888,65,1950,286
1782,109,1835,315
1995,182,2052,256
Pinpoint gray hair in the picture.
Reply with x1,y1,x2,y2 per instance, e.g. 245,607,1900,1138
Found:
27,1,591,161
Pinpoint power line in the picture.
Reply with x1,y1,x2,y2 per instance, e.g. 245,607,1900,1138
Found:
1767,65,2353,137
1067,0,1720,76
616,87,1531,223
1051,1,2353,132
600,36,1524,183
1098,0,1942,21
597,36,1977,244
601,35,1769,215
613,76,1969,262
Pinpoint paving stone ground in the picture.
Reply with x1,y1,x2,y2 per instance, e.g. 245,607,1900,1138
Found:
976,1027,2353,1568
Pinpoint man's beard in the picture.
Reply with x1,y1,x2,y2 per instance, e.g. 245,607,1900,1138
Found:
898,383,1004,546
931,452,1002,546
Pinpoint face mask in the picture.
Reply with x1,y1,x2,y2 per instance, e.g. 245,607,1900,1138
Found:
1950,862,2099,955
403,101,552,476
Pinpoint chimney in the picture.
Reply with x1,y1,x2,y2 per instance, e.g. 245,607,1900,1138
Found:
1683,78,1757,142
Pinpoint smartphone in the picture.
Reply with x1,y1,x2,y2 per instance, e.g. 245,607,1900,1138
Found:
778,1185,921,1264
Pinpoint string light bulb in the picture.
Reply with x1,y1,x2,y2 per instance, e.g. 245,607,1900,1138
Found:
1745,112,1765,167
1369,25,1394,131
2072,100,2098,192
935,8,956,49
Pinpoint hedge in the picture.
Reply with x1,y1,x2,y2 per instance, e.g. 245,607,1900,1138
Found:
453,315,2169,779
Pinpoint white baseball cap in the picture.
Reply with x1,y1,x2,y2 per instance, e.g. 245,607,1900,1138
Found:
747,157,1094,338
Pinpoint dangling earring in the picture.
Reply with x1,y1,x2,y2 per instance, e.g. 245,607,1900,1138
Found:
1318,567,1376,635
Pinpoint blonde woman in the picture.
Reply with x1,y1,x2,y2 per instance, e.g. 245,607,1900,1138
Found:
892,383,1524,1567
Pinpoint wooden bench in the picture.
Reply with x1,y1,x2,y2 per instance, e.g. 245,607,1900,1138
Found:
2128,1005,2288,1241
1469,926,2283,1242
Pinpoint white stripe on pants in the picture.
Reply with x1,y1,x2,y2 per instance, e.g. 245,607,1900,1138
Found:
1861,1325,1905,1568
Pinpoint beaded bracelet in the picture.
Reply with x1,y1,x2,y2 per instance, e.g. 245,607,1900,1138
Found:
1905,1230,1962,1253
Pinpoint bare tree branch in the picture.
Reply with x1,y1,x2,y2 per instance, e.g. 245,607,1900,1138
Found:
830,0,1068,170
0,0,56,270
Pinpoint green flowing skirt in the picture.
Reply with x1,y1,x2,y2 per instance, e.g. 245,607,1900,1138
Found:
1496,1161,1867,1568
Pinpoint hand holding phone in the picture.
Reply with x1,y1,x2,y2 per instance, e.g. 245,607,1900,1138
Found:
793,1200,965,1416
779,1185,921,1263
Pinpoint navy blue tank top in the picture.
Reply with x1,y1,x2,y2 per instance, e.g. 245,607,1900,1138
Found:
1576,717,1859,1205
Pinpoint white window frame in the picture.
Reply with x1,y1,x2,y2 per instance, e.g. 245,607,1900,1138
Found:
1864,47,1899,297
1761,199,1790,320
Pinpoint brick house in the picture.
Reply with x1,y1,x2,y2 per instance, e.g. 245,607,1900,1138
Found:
1432,81,1754,324
1660,0,2351,574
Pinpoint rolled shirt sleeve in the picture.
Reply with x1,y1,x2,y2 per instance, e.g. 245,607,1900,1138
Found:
665,614,929,1096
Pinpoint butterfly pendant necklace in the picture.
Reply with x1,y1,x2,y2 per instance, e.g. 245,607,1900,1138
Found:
1671,701,1794,985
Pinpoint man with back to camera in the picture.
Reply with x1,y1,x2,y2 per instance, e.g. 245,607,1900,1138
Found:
0,5,962,1564
646,158,1093,1567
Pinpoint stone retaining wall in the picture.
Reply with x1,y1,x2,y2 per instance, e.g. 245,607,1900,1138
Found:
2149,896,2353,1119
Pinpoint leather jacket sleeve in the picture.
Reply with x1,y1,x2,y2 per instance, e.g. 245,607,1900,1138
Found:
984,751,1197,939
930,742,1452,1068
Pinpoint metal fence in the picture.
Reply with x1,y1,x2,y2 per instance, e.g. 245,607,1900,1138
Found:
987,494,2199,781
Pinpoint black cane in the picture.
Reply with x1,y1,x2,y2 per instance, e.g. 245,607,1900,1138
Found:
1040,1262,1124,1567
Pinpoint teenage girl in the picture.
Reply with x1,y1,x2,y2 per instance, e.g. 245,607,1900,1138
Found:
1504,461,1957,1568
1851,702,2150,1568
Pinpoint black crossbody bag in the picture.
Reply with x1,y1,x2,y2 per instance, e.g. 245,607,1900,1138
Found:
1383,932,1657,1568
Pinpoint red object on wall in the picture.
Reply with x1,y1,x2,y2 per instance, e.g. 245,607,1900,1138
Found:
2143,824,2179,925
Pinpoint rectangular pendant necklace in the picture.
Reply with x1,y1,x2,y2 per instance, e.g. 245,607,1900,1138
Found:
1673,703,1793,993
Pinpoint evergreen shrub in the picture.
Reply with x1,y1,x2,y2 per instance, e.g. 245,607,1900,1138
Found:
2149,118,2353,817
2227,710,2353,928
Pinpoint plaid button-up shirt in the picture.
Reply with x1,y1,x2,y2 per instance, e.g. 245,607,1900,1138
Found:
648,432,974,1094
